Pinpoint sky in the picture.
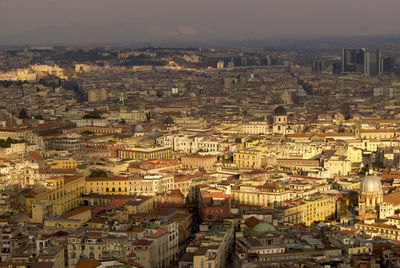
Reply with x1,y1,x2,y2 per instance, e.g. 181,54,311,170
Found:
0,0,400,45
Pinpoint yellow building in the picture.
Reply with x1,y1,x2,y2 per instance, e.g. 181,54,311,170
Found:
26,175,85,217
192,221,234,268
63,126,123,135
119,109,146,123
231,184,290,207
37,246,65,268
323,155,352,176
234,148,263,169
173,117,207,129
347,146,362,163
85,175,173,196
88,88,107,102
44,157,77,169
181,155,217,171
44,218,82,229
118,147,172,160
44,207,91,229
85,177,131,195
110,196,154,222
359,129,396,140
283,195,335,226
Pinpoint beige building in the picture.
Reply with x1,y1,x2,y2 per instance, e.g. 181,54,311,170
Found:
118,147,172,160
67,233,104,268
26,175,85,218
323,155,352,176
88,88,107,102
234,149,263,169
85,174,174,196
181,155,217,171
173,117,207,129
231,184,291,207
282,195,336,226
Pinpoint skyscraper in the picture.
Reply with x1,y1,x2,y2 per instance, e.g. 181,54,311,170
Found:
341,48,357,73
364,49,382,76
341,48,382,76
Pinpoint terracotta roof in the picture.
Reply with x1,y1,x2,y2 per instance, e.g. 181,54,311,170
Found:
361,129,396,133
75,258,101,268
85,177,128,182
202,192,231,199
128,226,144,233
245,216,262,228
169,189,184,198
133,239,153,246
32,263,53,268
87,218,107,224
182,155,216,159
62,206,90,218
63,175,84,184
384,191,400,206
88,232,103,238
151,228,168,238
29,152,42,161
52,231,69,238
39,168,76,174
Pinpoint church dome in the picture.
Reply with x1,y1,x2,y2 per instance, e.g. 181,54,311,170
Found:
273,105,287,116
164,116,174,125
253,223,276,233
134,125,144,133
360,174,382,193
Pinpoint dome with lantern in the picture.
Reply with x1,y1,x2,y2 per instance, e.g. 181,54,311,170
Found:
360,174,382,193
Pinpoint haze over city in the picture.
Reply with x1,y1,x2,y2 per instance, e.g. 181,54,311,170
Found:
1,0,400,45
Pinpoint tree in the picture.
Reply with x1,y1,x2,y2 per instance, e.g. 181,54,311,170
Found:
0,138,20,148
340,103,352,120
18,108,29,119
359,165,369,175
83,110,102,119
146,111,151,122
119,119,126,125
89,170,108,177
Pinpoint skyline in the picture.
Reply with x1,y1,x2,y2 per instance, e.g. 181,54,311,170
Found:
1,0,400,45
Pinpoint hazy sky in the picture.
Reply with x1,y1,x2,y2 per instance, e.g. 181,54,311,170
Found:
1,0,400,45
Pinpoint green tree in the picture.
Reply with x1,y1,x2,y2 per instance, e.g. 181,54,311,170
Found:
340,103,352,120
89,170,108,177
83,110,102,119
146,111,151,122
18,108,29,119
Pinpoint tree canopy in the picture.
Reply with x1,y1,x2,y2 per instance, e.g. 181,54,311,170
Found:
0,138,22,148
83,110,102,119
18,108,29,119
89,169,108,177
